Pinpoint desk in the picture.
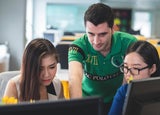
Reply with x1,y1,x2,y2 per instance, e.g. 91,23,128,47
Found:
61,33,84,41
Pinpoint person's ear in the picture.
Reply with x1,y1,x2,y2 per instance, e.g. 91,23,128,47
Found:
150,64,156,74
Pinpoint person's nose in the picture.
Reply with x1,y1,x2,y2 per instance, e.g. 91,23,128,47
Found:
44,68,49,77
125,70,132,79
93,35,100,44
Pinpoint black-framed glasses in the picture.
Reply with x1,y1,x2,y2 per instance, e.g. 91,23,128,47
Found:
120,65,149,75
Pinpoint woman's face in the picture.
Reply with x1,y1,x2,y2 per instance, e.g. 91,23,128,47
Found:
123,52,155,83
39,55,57,86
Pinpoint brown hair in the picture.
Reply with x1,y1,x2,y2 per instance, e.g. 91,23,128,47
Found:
19,38,58,101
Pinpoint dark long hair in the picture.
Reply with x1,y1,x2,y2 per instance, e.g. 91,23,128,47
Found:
126,40,160,77
20,38,59,101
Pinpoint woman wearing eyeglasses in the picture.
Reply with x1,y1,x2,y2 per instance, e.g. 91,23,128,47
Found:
108,40,160,115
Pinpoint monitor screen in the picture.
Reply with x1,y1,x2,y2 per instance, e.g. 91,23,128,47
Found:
0,96,104,115
43,29,63,46
44,32,55,42
122,77,160,115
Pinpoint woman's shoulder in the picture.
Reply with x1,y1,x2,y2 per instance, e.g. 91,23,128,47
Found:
3,75,20,98
52,78,62,90
119,84,128,90
51,78,65,99
6,75,20,91
9,75,20,83
53,78,61,84
117,84,128,96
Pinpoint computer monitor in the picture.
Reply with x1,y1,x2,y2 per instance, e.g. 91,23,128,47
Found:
43,29,63,46
122,77,160,115
0,96,104,115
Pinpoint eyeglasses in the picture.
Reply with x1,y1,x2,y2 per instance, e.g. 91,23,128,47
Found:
120,65,149,75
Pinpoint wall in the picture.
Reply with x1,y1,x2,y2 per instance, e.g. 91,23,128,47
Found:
101,0,160,38
32,0,100,38
0,0,26,71
32,0,160,39
152,10,160,38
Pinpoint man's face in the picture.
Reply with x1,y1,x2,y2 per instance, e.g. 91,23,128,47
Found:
85,21,113,53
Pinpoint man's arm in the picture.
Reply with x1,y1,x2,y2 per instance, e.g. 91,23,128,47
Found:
68,61,83,98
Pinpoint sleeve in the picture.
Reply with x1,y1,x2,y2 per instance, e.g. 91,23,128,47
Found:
68,43,85,63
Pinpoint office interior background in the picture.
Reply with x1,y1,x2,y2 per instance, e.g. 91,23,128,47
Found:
0,0,160,71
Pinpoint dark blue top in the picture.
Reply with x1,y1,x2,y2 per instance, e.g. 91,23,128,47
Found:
108,84,128,115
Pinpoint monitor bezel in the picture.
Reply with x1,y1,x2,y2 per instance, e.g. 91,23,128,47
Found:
0,96,104,115
122,77,160,115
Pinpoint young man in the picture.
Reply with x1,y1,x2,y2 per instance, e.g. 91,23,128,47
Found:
68,3,137,114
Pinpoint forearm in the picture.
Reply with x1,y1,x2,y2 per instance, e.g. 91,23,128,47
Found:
68,61,83,98
69,79,82,98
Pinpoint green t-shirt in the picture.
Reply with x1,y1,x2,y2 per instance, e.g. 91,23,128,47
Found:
68,31,137,103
